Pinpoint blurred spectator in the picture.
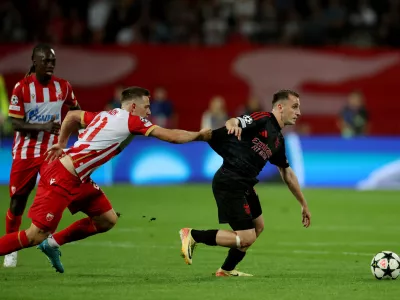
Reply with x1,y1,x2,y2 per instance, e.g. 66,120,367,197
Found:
201,96,228,129
378,10,400,47
302,0,327,46
325,0,347,44
0,1,26,42
346,0,377,46
104,0,142,44
66,8,86,44
202,5,228,45
104,85,124,110
254,0,278,43
236,95,262,116
150,86,175,128
280,8,302,45
47,2,66,44
349,0,377,29
1,0,400,48
338,91,369,138
88,0,112,44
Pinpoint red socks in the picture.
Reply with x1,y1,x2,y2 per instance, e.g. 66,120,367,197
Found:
52,218,98,246
0,231,29,256
5,209,22,234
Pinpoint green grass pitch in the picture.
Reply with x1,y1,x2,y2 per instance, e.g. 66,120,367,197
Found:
1,184,400,300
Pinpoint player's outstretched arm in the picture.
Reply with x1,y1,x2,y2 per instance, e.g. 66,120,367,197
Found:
149,127,212,144
277,166,311,228
45,110,83,162
57,110,83,148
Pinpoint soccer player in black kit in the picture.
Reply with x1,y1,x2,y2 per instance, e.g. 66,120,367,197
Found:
179,90,311,276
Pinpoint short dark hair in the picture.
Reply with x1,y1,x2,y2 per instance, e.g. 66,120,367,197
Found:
272,89,299,106
121,87,150,103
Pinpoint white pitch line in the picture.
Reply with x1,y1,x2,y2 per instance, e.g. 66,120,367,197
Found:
275,225,400,232
277,241,400,247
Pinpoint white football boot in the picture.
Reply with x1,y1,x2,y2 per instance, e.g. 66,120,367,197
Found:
3,252,18,268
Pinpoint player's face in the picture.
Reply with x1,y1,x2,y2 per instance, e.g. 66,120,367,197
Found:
34,49,56,77
132,96,151,118
281,95,301,125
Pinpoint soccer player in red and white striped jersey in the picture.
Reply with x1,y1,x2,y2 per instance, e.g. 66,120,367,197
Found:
0,86,212,273
3,44,80,268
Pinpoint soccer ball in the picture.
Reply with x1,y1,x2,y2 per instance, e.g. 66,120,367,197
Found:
370,251,400,280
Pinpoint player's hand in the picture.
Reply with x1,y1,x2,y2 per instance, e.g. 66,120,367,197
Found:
45,143,65,163
226,124,242,140
43,115,61,135
198,128,212,141
301,205,311,228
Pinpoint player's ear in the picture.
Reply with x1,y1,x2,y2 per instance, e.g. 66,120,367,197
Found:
130,102,136,112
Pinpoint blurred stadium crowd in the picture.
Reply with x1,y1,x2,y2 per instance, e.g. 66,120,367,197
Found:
1,0,400,47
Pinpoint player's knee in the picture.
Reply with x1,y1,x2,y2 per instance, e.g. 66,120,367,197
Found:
25,227,49,246
237,230,257,248
93,213,118,232
255,223,264,238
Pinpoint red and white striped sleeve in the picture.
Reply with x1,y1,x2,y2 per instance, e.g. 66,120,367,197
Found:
81,111,101,127
8,82,25,119
64,81,79,108
128,115,158,136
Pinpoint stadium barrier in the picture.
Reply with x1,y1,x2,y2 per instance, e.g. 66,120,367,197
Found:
0,135,399,189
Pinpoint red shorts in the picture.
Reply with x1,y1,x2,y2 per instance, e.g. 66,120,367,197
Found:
28,160,112,233
9,157,48,198
68,181,112,218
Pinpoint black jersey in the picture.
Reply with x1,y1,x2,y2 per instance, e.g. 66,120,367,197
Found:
208,112,290,179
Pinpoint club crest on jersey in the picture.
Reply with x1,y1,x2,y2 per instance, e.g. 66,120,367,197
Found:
11,95,19,105
46,213,54,222
56,89,63,100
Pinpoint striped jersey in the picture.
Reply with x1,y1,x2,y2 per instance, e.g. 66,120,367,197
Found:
8,74,78,160
66,109,158,182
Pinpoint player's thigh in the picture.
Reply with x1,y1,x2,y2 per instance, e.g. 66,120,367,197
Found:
9,158,43,198
28,181,73,233
245,188,264,236
68,181,113,219
246,188,262,220
212,186,254,230
212,167,256,230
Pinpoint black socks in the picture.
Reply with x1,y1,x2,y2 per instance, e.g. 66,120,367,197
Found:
191,229,218,246
221,248,246,271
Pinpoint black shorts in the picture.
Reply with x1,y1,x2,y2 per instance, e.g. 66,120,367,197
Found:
212,166,262,231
